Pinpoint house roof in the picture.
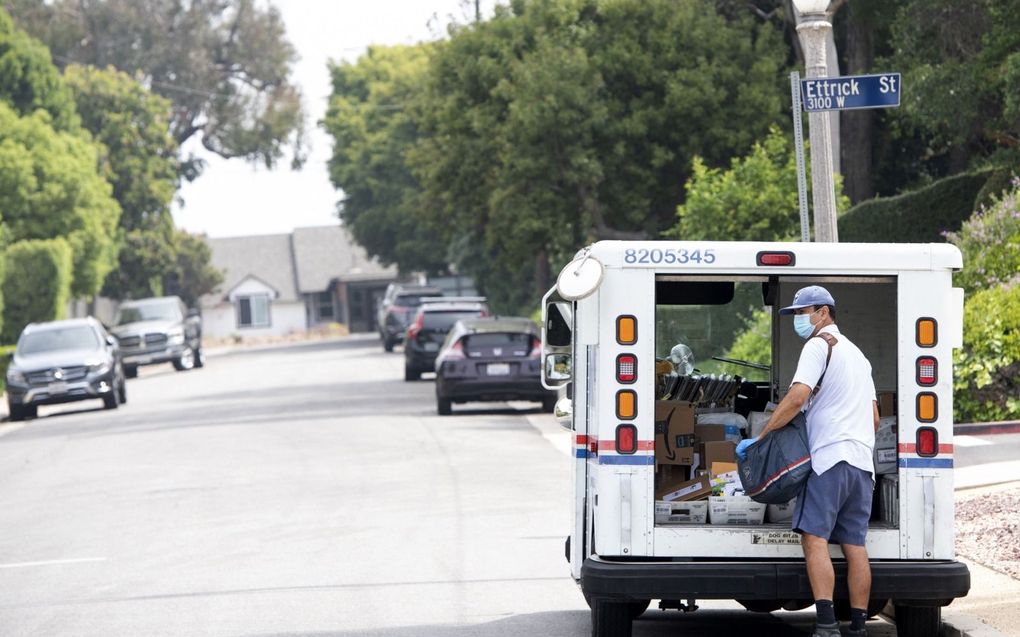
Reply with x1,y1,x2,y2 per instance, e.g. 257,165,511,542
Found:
206,234,300,303
292,225,396,291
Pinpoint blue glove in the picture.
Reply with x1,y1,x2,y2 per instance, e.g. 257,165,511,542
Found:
735,437,758,461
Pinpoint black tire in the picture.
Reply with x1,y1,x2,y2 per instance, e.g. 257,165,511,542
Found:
627,600,650,619
383,337,395,353
738,599,783,613
591,599,632,637
894,604,941,637
193,346,205,368
437,397,452,416
124,365,138,379
103,385,120,410
118,378,128,404
542,395,557,413
172,347,195,371
8,402,24,422
404,365,420,382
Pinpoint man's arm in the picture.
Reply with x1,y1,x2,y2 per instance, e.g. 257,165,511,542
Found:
758,383,813,439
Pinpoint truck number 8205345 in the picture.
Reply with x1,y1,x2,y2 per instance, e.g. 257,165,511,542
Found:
623,248,716,265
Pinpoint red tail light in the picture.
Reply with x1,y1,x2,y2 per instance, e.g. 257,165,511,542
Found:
407,312,424,340
756,251,795,266
529,336,541,359
616,354,637,384
446,338,466,361
917,427,938,457
616,424,637,455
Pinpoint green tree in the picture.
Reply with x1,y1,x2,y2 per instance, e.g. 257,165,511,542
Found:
1,238,73,344
667,126,850,241
945,177,1020,295
954,284,1020,423
0,102,120,298
6,0,305,170
162,230,224,308
324,44,448,274
724,308,771,369
0,9,78,130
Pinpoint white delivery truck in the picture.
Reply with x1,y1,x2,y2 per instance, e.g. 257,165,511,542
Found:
541,241,970,637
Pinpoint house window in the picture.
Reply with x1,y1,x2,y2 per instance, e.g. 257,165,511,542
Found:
316,291,334,321
237,295,271,328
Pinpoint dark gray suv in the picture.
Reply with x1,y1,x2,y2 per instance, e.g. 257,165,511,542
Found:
5,317,127,421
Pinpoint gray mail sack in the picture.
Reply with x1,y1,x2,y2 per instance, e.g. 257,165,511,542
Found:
737,411,812,504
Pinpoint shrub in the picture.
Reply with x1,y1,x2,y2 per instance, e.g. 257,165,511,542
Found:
840,170,992,243
953,284,1020,422
945,177,1020,295
1,238,73,344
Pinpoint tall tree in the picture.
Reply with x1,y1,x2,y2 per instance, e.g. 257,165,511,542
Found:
0,9,78,129
5,0,305,171
162,230,224,308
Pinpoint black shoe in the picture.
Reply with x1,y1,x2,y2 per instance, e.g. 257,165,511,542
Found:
812,622,841,637
847,627,868,637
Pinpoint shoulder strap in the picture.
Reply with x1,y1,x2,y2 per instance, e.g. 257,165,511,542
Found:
812,332,838,395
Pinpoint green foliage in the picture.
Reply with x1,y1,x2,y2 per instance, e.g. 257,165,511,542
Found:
839,170,992,243
1,238,73,344
954,284,1020,422
7,0,305,169
724,308,771,371
324,44,448,274
945,178,1020,295
667,126,850,241
162,230,224,308
0,102,120,297
0,8,78,131
101,224,177,301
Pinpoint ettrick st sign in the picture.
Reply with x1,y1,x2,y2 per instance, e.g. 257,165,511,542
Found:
801,73,901,112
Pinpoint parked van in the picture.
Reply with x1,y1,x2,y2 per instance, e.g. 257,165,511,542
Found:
541,241,970,637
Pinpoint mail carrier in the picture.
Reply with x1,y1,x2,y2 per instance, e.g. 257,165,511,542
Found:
541,241,970,637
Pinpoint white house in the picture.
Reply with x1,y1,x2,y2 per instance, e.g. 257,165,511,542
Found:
201,226,397,341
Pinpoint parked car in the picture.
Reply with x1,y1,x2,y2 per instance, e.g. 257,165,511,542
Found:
5,317,127,421
377,284,443,352
404,298,488,381
109,296,202,378
433,316,556,415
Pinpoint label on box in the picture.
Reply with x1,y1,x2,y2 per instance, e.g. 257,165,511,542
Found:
876,449,896,463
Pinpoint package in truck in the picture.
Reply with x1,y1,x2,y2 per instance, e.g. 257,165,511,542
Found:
655,500,709,524
874,417,898,474
708,495,766,525
767,498,797,523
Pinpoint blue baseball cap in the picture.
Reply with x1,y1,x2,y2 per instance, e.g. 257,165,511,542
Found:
779,285,835,315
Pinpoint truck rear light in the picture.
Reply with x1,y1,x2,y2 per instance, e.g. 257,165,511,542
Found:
615,424,637,455
916,357,937,386
616,316,637,345
917,392,938,422
916,318,938,347
616,390,637,420
917,427,938,457
756,251,795,266
616,354,637,384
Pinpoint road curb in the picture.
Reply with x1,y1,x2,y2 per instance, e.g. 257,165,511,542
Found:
955,421,1020,436
942,613,1012,637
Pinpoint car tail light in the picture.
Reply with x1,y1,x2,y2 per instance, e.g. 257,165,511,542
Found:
529,336,541,359
445,338,466,361
616,316,637,345
615,424,637,455
917,392,937,422
917,427,938,457
916,357,937,386
616,390,636,420
916,318,937,347
616,354,637,384
756,251,795,266
407,312,424,341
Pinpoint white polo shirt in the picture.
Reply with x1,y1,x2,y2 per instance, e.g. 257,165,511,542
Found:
790,325,876,480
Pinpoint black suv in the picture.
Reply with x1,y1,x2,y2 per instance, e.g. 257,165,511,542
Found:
377,285,443,352
403,298,488,381
5,317,127,421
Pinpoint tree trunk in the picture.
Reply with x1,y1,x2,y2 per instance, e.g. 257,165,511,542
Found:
841,3,876,203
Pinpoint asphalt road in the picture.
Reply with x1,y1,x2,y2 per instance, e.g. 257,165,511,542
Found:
0,335,898,636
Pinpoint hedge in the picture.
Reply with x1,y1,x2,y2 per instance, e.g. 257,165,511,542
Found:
839,169,993,243
1,238,73,344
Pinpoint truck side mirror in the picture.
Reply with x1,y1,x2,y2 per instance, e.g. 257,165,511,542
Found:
546,302,572,347
545,353,572,384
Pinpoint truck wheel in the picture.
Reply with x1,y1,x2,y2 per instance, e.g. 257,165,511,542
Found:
118,378,128,404
591,599,632,637
173,348,195,371
124,365,138,379
193,346,205,368
437,397,452,416
541,395,557,413
894,604,941,637
8,402,24,422
627,600,650,618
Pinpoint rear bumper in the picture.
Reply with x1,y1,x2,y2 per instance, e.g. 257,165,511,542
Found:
438,376,553,403
405,347,439,371
122,345,186,367
580,557,970,605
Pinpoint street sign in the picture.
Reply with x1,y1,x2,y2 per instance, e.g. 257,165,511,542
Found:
801,73,901,112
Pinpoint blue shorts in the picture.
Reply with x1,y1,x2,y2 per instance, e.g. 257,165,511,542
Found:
792,461,873,546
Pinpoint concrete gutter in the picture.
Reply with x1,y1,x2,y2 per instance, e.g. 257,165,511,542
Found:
955,421,1020,436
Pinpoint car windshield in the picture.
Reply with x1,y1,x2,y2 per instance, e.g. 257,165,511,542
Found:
116,303,179,325
19,326,100,355
394,294,436,309
423,311,482,331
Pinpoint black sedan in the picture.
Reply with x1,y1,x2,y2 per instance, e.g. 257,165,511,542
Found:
434,317,556,415
5,317,127,421
404,299,488,381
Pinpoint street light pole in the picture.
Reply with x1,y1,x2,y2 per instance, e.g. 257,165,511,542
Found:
794,0,839,243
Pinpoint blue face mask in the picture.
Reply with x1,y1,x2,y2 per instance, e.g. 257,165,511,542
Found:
794,309,819,339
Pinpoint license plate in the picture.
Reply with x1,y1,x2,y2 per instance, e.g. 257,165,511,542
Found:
487,363,510,376
48,382,69,394
424,342,439,352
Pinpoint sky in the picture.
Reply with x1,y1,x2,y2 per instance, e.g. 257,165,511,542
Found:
172,1,495,238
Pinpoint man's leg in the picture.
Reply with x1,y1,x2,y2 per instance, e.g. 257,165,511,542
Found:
841,543,872,609
803,533,836,600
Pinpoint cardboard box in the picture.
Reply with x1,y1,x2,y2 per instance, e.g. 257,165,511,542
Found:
655,401,695,466
695,422,742,444
701,440,736,471
656,474,712,502
710,461,739,478
708,495,766,525
878,391,896,417
655,500,709,524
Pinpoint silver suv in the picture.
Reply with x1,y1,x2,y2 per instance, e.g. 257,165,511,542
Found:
109,297,203,378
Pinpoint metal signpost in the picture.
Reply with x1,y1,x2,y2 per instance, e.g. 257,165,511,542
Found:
791,72,810,242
